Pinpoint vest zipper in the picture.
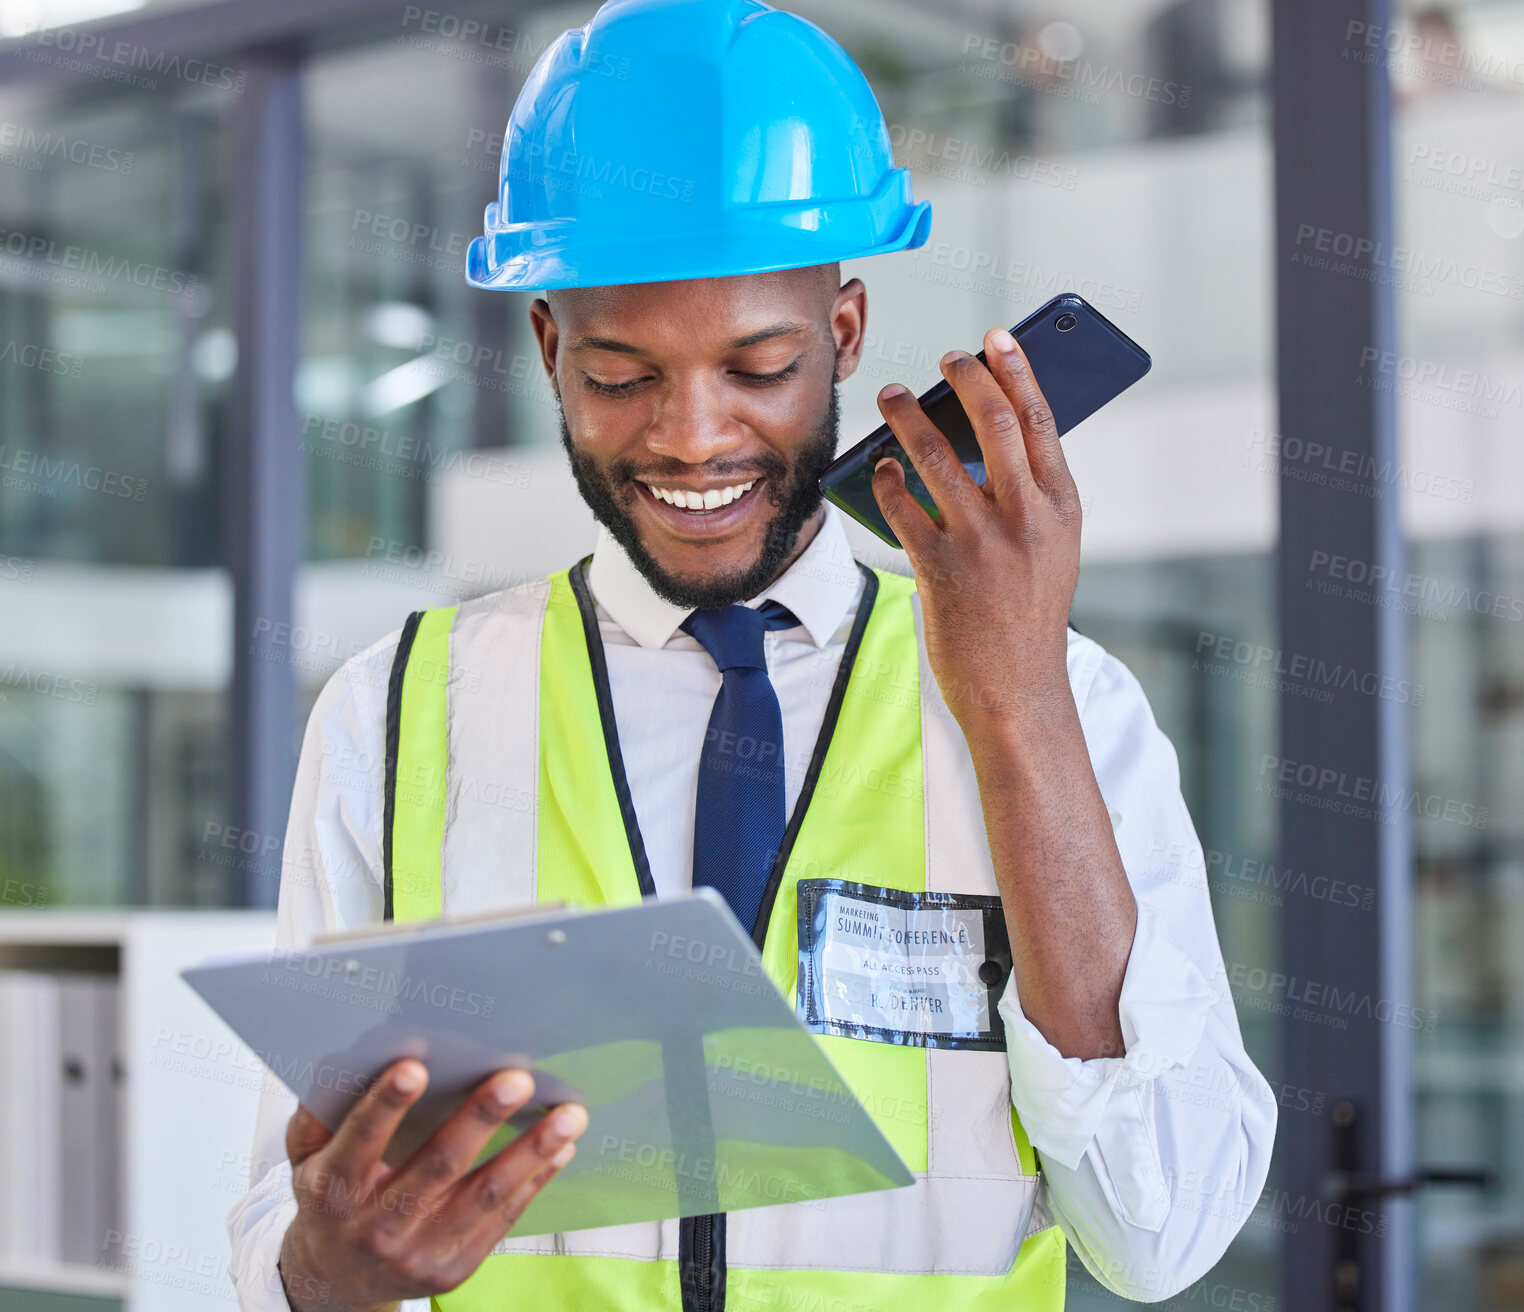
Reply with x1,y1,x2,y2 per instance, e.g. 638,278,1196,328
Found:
680,1212,724,1312
694,1214,714,1308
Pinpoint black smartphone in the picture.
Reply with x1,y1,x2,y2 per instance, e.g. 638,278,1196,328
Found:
817,293,1151,549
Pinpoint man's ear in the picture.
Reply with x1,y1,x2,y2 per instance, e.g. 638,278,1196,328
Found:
528,295,559,394
829,276,867,385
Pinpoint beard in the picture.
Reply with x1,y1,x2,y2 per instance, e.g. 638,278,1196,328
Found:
557,382,841,610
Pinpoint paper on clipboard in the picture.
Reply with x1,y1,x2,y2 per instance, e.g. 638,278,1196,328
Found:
182,888,913,1237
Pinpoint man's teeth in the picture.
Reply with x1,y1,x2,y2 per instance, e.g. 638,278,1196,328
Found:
649,479,756,510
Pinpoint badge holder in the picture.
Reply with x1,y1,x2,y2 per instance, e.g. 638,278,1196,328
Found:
796,878,1013,1052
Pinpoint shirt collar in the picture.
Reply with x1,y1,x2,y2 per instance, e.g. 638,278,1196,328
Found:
586,500,862,650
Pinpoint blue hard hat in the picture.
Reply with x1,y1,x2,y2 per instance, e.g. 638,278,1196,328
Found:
465,0,932,292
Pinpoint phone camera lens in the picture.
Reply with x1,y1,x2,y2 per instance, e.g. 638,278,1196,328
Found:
1055,313,1077,332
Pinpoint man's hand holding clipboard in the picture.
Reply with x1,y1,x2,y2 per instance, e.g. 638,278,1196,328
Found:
278,1057,586,1310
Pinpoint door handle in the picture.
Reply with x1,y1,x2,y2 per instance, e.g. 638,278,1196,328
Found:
1325,1165,1496,1200
1322,1099,1492,1312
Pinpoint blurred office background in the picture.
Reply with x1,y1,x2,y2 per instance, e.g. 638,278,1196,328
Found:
0,0,1520,1308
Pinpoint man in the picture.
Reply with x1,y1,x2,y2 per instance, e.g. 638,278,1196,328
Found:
228,0,1275,1308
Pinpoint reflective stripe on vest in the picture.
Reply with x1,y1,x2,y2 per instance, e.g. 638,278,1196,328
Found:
385,558,1065,1311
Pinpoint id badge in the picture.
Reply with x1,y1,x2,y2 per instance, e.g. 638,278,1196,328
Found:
795,878,1013,1051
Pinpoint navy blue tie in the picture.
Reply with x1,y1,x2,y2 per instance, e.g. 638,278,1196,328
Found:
681,599,798,936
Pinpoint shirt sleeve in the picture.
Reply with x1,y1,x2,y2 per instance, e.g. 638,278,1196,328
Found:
224,631,434,1312
996,644,1277,1302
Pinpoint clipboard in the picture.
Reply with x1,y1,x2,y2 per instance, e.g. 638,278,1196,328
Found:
182,888,913,1236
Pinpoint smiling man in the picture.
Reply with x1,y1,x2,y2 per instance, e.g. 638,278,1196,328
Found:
226,2,1274,1310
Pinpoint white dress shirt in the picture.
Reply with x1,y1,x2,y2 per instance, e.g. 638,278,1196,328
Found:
226,500,1275,1310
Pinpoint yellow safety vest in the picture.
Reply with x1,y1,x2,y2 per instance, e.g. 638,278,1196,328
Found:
384,556,1066,1311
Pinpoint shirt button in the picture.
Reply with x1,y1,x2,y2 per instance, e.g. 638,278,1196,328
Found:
1108,808,1123,830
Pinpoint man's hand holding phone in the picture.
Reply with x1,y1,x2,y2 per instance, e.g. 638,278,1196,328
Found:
870,326,1083,730
277,1058,587,1311
871,329,1140,1061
